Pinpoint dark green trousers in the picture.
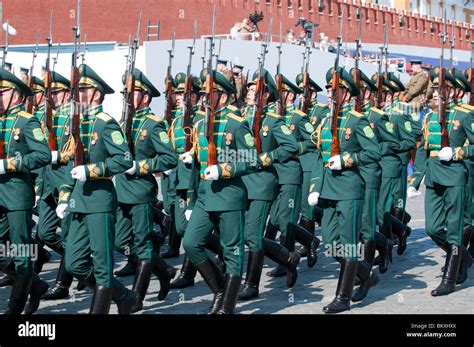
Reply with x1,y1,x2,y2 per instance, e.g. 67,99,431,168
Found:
377,176,397,225
269,184,302,238
37,194,70,251
361,188,379,241
115,203,154,263
244,200,271,252
183,199,245,276
161,173,176,215
300,171,314,221
393,165,408,212
65,212,117,288
464,161,473,226
425,185,464,248
0,208,33,275
174,190,189,238
320,198,363,260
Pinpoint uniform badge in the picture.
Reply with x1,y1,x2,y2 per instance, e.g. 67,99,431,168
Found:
64,126,70,136
159,131,170,144
244,133,254,147
32,128,44,141
111,131,125,145
345,128,351,140
140,130,148,141
281,125,292,135
225,133,233,146
404,121,412,132
290,124,296,131
453,120,460,131
304,122,314,133
385,122,394,133
363,126,374,138
370,122,375,129
262,125,269,137
91,132,98,145
14,128,21,141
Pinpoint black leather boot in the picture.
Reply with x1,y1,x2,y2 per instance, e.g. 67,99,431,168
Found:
170,255,197,289
111,281,137,315
263,238,301,288
195,258,225,314
268,235,291,277
456,245,473,285
4,273,32,314
205,233,226,274
391,215,411,255
161,222,181,259
374,231,393,273
152,252,176,300
217,274,242,314
295,224,320,268
24,274,49,315
89,286,113,314
0,261,16,288
323,259,358,313
42,256,73,300
0,275,13,287
352,241,379,302
431,244,462,296
298,215,315,235
131,261,152,313
114,255,138,277
238,251,264,301
33,247,52,275
264,222,278,240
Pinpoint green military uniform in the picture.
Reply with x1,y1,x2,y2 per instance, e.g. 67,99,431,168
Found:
57,64,135,314
421,67,474,297
183,70,258,314
36,72,74,255
0,68,51,314
310,67,381,313
114,69,178,311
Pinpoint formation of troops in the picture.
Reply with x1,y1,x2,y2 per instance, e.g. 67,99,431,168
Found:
0,9,473,315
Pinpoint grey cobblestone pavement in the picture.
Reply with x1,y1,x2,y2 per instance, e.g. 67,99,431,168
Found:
1,185,472,314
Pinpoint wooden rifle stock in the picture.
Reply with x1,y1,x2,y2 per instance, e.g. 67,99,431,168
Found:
124,74,136,154
183,75,193,152
206,73,217,166
330,70,341,157
253,75,265,154
70,66,84,166
438,68,449,147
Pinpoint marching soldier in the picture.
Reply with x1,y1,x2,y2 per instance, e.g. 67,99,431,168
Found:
266,74,319,278
419,67,473,296
168,72,203,289
37,72,76,301
308,67,381,313
54,64,136,314
238,69,301,301
114,69,178,312
0,68,51,314
182,70,257,314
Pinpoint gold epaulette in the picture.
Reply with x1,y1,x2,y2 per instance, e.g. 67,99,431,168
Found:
147,114,162,122
226,112,243,122
369,107,384,115
17,111,33,119
349,110,363,117
293,109,306,117
227,105,239,112
96,112,112,122
266,112,282,118
195,110,206,117
316,102,327,108
454,106,470,114
461,103,474,111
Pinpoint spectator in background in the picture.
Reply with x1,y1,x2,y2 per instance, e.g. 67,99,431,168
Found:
287,28,297,44
230,19,253,40
298,30,306,45
319,33,329,52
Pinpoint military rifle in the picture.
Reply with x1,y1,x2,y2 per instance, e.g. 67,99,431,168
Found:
183,20,197,152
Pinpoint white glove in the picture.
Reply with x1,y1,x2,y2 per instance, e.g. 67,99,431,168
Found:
407,186,421,199
34,195,40,208
125,161,137,175
71,165,87,181
182,152,193,164
163,169,173,176
185,209,193,221
56,203,68,220
308,192,320,206
438,147,454,162
51,151,59,164
204,165,219,181
0,160,6,174
328,155,342,170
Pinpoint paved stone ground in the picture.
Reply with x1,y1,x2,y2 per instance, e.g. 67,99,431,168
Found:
0,185,473,314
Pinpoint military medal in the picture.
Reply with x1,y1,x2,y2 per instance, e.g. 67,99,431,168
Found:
13,128,20,141
225,133,232,146
345,128,351,140
140,129,147,141
453,120,460,131
370,122,375,129
64,126,70,136
290,124,296,131
262,125,269,137
91,132,98,145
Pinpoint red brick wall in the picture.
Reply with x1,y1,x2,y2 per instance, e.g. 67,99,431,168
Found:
3,0,473,51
